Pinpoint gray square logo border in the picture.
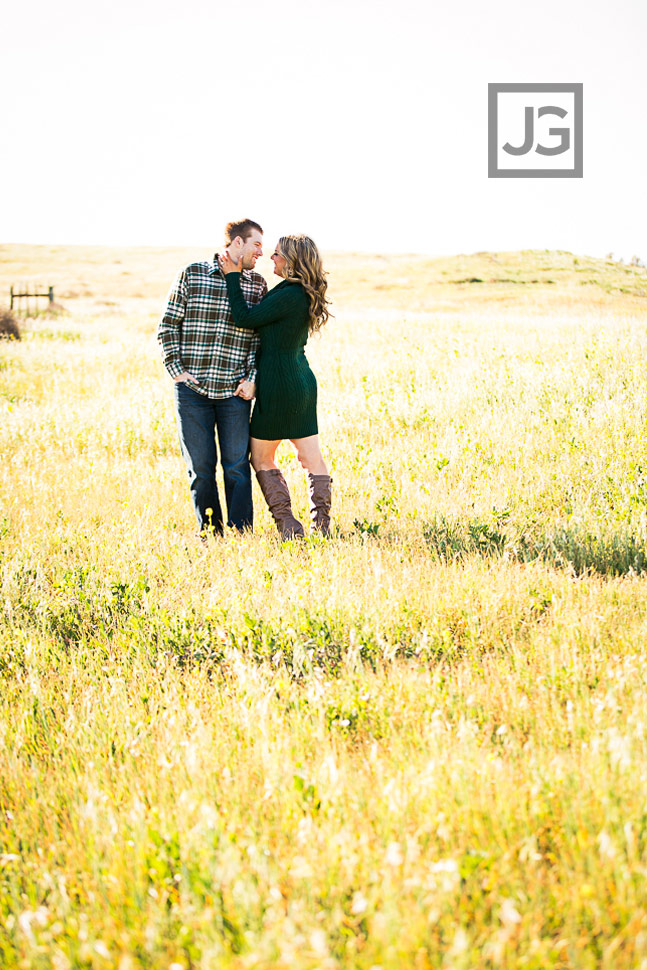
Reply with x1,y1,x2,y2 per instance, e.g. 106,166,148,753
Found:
488,83,583,178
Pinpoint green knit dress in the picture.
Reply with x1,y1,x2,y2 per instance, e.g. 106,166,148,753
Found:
225,273,318,440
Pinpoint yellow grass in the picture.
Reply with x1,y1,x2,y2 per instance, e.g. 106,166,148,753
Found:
1,245,647,968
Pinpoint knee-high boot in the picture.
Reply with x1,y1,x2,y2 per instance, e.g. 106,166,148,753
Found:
306,473,332,536
256,469,305,539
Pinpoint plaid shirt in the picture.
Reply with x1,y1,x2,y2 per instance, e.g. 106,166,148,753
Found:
158,255,267,399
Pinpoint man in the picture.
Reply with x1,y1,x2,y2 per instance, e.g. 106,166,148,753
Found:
158,219,267,536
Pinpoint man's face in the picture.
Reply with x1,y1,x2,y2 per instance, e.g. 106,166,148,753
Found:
239,229,263,270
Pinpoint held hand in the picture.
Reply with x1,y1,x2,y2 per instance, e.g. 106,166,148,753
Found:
219,251,242,275
174,371,200,384
234,379,256,401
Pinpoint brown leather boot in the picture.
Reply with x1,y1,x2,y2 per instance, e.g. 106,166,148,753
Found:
306,473,332,536
256,469,305,539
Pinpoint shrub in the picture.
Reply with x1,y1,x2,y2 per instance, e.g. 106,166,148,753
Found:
0,307,21,340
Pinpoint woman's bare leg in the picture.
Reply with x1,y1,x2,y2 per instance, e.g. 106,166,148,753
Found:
250,438,282,472
290,435,328,475
291,436,331,534
251,438,304,537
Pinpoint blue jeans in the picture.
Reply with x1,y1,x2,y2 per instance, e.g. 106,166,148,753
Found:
174,383,253,534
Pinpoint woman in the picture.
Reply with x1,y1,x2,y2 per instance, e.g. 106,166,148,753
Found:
219,234,331,539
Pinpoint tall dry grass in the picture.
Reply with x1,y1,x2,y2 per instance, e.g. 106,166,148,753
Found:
1,247,647,968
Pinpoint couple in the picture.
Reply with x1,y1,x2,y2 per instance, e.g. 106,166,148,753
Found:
158,218,331,540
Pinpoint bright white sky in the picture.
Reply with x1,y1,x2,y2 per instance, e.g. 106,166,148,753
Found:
2,0,645,260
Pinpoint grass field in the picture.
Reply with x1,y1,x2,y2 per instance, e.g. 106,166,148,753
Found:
1,243,647,969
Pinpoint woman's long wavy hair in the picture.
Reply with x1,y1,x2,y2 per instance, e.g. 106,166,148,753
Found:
277,234,331,334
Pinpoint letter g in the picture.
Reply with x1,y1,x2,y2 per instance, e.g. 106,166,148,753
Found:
535,105,570,156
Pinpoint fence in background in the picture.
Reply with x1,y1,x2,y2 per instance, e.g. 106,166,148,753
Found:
10,284,55,315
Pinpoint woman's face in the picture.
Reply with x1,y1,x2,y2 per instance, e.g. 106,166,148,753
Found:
271,243,287,278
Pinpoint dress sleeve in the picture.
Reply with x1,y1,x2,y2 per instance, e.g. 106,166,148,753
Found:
225,274,304,329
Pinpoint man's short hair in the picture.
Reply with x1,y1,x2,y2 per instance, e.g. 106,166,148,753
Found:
225,219,263,245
